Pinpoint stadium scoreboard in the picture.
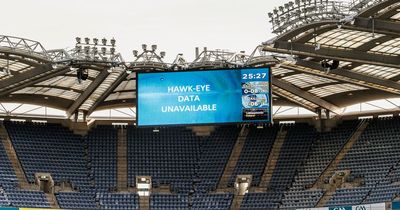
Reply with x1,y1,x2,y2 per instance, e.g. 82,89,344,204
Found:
137,67,272,126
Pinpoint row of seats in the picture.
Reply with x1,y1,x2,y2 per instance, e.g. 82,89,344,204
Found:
3,119,400,209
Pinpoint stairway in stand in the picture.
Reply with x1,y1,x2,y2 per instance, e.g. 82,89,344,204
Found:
0,124,30,189
217,126,249,189
45,193,60,209
139,196,150,210
230,195,244,210
258,128,287,189
117,127,128,191
314,120,369,207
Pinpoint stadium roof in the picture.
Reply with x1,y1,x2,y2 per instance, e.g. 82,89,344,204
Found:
0,0,399,120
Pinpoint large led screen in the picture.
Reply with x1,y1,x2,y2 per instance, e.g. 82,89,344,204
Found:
137,67,271,126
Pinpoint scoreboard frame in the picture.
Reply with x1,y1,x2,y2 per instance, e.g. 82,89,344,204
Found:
135,66,272,127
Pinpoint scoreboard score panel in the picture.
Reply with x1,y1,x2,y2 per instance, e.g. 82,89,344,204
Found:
137,67,272,126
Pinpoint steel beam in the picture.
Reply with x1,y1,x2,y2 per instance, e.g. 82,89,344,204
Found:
266,41,400,68
295,59,400,94
358,0,400,18
0,64,51,91
0,65,70,97
354,17,400,34
66,70,110,117
274,21,338,42
272,76,342,114
85,72,128,116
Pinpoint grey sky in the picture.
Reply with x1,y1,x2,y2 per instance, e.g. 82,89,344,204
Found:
2,0,284,62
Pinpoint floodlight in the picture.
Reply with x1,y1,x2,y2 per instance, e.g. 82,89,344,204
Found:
102,38,107,45
284,3,289,9
126,69,132,74
151,45,157,51
93,38,99,45
110,47,115,54
76,37,81,44
133,50,138,57
142,44,147,51
110,38,116,46
273,8,278,14
295,0,300,5
279,6,284,12
268,12,273,18
160,51,166,58
75,45,82,52
84,46,90,54
92,47,98,54
85,37,90,44
101,47,107,55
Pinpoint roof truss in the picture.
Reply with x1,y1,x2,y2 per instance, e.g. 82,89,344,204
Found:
66,70,110,117
266,41,400,68
272,76,342,114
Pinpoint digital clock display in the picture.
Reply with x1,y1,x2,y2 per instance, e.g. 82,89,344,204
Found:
242,73,267,80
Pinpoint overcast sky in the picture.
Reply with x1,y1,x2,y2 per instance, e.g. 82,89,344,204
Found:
2,0,285,62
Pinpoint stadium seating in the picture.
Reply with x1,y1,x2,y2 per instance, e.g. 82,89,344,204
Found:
85,125,118,192
97,192,139,210
150,194,188,210
228,125,279,186
56,192,97,209
269,123,316,191
2,118,400,209
127,126,200,193
4,121,91,190
0,187,10,207
5,189,50,208
279,120,359,209
0,137,18,189
127,126,240,193
239,192,281,209
192,193,233,210
290,120,359,190
327,117,400,206
196,126,240,192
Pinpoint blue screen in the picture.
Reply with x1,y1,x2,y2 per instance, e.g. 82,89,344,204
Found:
137,67,271,126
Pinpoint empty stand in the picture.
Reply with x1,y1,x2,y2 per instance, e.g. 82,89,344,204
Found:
2,118,400,209
280,120,359,209
98,192,139,210
314,120,369,189
56,192,97,210
45,192,60,209
0,124,29,189
6,189,51,208
326,117,400,207
197,126,240,193
86,125,118,192
218,126,249,190
0,134,18,190
192,193,233,210
239,192,281,209
117,127,128,191
150,194,188,210
229,125,279,188
127,126,200,193
5,121,91,190
258,127,286,189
